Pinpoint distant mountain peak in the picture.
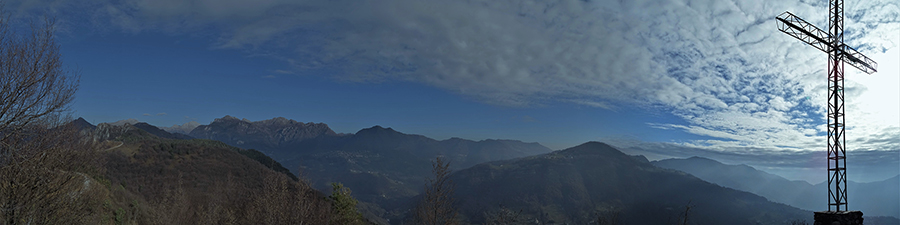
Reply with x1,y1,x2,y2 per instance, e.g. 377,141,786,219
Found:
162,121,201,134
561,141,621,155
217,115,241,122
254,117,301,126
580,141,612,148
357,125,396,134
132,122,193,140
70,117,96,130
354,126,409,140
191,116,338,149
684,156,721,163
109,118,140,126
551,142,650,166
267,116,290,123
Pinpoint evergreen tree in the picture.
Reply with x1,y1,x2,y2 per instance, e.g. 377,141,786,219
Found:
328,182,364,225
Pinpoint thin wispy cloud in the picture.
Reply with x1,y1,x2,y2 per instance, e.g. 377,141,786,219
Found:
142,112,167,117
273,70,293,74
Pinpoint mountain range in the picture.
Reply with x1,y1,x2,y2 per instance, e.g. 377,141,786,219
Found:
653,156,900,219
162,121,201,134
185,116,552,222
89,116,898,224
189,116,340,152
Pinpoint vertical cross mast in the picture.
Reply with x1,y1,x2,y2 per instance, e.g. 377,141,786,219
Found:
827,0,848,212
776,0,877,212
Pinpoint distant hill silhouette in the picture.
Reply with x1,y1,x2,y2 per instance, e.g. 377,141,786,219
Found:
653,156,900,219
70,117,96,130
108,118,139,126
447,142,812,225
133,122,194,140
161,121,201,134
815,175,899,219
282,125,551,212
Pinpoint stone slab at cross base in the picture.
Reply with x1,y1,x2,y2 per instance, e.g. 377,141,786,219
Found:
814,211,864,225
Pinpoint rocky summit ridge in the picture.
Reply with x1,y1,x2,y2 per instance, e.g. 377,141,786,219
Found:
189,115,338,151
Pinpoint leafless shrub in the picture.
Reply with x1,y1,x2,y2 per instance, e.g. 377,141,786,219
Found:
483,205,529,225
673,201,694,225
415,157,460,225
244,170,333,225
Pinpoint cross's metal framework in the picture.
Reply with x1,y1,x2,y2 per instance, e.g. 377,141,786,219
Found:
776,0,877,212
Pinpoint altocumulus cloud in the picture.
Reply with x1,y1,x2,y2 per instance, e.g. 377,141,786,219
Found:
11,0,900,154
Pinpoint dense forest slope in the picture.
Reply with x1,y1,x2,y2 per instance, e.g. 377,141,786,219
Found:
78,121,337,224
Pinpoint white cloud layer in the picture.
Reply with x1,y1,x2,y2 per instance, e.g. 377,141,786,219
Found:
8,0,899,155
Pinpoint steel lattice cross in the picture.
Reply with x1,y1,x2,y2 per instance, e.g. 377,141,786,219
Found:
775,0,877,212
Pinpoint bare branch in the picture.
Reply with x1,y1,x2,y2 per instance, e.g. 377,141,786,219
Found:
415,156,460,225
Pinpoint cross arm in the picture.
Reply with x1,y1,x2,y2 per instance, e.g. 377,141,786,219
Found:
840,44,877,74
776,11,877,74
776,11,831,53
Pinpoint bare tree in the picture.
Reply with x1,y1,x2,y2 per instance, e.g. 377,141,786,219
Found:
0,13,78,146
0,8,94,224
245,170,334,225
673,201,694,225
415,157,460,225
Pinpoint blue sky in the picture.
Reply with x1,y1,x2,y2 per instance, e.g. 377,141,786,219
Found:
63,31,696,149
7,0,898,183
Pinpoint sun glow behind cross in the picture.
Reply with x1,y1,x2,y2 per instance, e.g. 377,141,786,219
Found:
844,46,900,152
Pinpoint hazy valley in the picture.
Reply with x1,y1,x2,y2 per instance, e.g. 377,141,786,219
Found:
653,156,900,219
